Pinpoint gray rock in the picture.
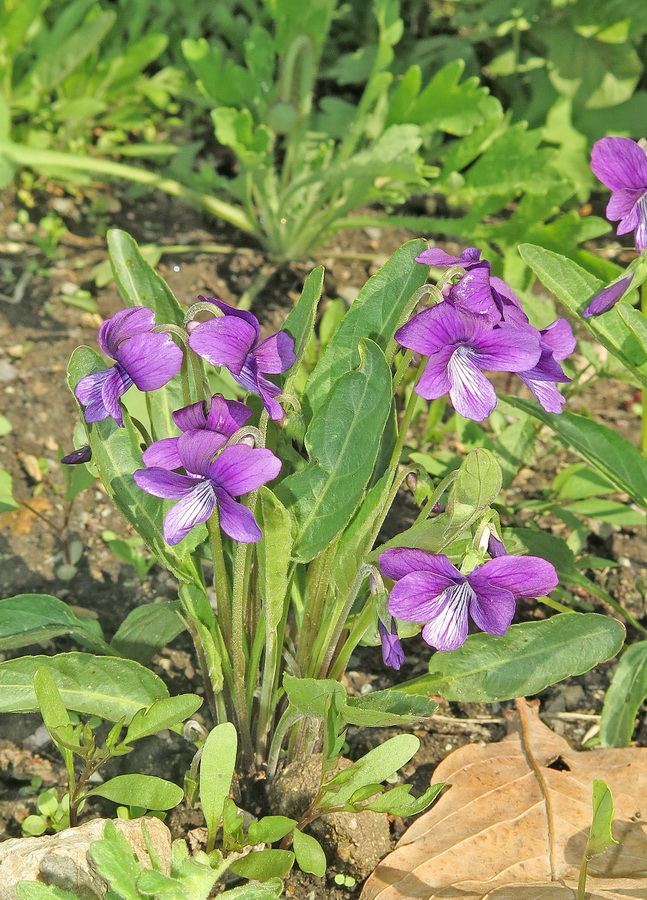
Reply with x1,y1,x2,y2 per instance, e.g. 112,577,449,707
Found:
0,817,172,900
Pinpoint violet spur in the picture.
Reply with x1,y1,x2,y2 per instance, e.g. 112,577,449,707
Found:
379,548,558,652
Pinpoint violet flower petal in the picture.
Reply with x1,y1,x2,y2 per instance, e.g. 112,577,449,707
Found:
471,327,541,372
540,319,576,360
378,620,405,670
235,357,285,420
142,437,182,470
591,137,647,192
113,332,183,391
519,378,567,413
75,368,114,422
420,583,472,651
468,585,516,636
198,296,261,342
209,444,281,496
177,430,229,477
205,396,252,434
582,274,634,318
133,467,201,498
395,302,468,356
446,351,499,421
379,548,461,582
172,400,209,432
388,571,466,623
415,346,453,400
100,365,133,427
98,307,156,358
450,264,499,319
254,331,296,374
188,317,258,375
469,555,558,599
215,488,262,542
415,247,482,268
607,187,644,223
163,480,215,545
61,446,92,465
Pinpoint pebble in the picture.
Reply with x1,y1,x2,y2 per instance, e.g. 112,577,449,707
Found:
0,360,18,382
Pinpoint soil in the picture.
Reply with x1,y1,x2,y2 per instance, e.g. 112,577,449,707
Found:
1,183,646,900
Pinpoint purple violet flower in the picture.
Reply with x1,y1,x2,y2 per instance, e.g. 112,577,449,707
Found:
378,618,405,670
75,308,183,428
142,395,252,470
487,533,507,558
582,274,634,318
516,318,576,413
133,430,281,545
379,548,558,652
590,137,647,252
187,298,296,421
395,302,541,421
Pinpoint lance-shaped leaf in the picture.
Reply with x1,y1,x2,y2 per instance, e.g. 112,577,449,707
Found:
0,653,169,723
396,614,625,702
281,265,325,391
87,774,184,810
67,346,203,584
504,396,647,508
200,722,237,852
0,594,112,654
277,339,392,561
599,642,647,748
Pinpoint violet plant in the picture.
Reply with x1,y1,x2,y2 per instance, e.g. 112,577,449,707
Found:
1,221,630,885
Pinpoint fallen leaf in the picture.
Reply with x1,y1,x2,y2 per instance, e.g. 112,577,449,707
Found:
0,496,52,534
361,699,647,899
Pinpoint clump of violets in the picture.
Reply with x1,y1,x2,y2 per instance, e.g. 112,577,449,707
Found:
188,298,296,421
399,249,575,419
379,547,558,652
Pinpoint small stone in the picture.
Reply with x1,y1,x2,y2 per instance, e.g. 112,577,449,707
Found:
22,455,43,483
0,360,18,383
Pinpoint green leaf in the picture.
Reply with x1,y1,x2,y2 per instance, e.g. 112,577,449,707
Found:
200,722,237,850
0,594,112,654
107,230,185,326
248,816,296,845
320,734,419,808
88,774,183,810
67,347,203,584
283,676,437,727
292,829,326,877
0,653,169,723
504,396,647,508
90,820,144,900
256,488,293,631
304,240,427,414
277,339,392,561
0,413,12,435
124,694,202,744
599,642,647,747
281,266,325,387
0,469,19,513
397,614,625,702
519,243,647,389
585,780,619,858
362,781,444,816
229,850,294,880
110,602,185,664
563,498,646,526
33,667,76,748
16,885,78,900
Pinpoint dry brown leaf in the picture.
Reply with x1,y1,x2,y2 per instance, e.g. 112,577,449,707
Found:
0,496,51,534
361,699,647,900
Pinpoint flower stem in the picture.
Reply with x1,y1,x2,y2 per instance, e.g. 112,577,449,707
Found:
207,512,231,643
